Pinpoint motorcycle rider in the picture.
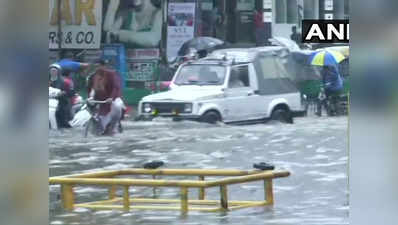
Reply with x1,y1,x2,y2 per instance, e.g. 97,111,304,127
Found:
49,58,89,128
316,65,344,116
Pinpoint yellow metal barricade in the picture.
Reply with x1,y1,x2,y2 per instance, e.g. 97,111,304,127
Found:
49,168,290,213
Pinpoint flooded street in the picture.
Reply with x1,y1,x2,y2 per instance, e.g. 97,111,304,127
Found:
49,116,348,225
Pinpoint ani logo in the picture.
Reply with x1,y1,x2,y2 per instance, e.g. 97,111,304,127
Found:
302,20,349,43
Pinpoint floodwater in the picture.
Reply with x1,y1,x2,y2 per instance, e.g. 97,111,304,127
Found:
49,116,348,225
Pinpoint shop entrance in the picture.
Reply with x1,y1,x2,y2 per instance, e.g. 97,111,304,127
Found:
199,0,261,46
225,0,256,45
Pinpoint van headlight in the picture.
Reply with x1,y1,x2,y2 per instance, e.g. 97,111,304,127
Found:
143,103,152,113
184,103,193,113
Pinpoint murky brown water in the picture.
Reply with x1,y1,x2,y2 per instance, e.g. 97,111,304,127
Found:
49,116,348,225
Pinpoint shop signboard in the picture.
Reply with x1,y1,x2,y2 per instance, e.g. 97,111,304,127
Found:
127,60,158,81
127,49,160,60
166,3,196,62
49,0,102,49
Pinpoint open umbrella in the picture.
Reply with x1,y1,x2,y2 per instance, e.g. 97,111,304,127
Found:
178,37,224,56
308,49,346,66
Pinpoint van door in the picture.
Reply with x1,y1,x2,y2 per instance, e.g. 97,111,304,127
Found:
224,64,257,122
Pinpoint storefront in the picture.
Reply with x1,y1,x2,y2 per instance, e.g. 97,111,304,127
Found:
272,0,349,38
196,0,269,46
193,0,349,44
49,0,166,105
49,0,349,105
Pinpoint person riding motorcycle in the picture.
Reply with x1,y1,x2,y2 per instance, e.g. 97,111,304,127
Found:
87,66,124,135
316,65,344,116
49,59,89,128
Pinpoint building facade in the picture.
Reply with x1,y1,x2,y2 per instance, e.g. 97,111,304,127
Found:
49,0,349,104
188,0,349,45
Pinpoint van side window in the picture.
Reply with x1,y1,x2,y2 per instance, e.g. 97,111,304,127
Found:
258,56,279,79
229,65,250,88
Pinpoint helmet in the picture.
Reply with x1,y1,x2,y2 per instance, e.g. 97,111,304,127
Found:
49,63,61,82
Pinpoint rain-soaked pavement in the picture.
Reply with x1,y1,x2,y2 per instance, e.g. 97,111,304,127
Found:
49,116,348,225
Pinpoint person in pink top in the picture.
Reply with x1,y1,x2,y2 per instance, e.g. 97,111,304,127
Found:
88,67,125,134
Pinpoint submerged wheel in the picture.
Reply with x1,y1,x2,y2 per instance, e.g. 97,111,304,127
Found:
84,118,102,137
118,121,123,133
84,119,92,138
271,108,293,124
200,111,221,124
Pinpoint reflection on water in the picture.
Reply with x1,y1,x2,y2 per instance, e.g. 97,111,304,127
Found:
49,116,348,225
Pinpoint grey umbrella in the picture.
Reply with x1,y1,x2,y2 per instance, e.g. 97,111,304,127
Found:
178,37,225,56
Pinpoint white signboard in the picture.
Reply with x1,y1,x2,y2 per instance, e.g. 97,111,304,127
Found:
49,0,102,49
325,0,333,11
263,12,272,23
201,0,213,11
127,49,160,60
325,13,334,20
237,0,255,11
167,3,196,62
263,0,272,9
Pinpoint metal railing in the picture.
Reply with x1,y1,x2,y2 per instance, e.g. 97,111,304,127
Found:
50,168,290,214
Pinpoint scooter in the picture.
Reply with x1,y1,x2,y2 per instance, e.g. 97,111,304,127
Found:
48,86,85,130
49,87,61,130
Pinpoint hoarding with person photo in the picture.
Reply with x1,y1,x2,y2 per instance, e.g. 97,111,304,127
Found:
103,0,162,48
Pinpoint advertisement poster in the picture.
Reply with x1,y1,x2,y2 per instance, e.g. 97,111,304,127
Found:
49,0,102,49
167,3,196,62
101,0,162,49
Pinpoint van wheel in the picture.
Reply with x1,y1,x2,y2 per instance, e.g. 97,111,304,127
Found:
271,109,293,124
200,111,221,124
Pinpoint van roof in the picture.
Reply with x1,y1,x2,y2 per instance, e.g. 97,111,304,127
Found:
198,46,288,64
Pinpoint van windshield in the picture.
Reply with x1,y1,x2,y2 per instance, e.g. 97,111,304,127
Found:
174,65,226,86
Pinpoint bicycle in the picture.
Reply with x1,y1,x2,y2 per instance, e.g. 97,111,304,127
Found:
84,98,123,137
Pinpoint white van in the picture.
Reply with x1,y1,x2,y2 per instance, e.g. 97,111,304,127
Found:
138,47,306,124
